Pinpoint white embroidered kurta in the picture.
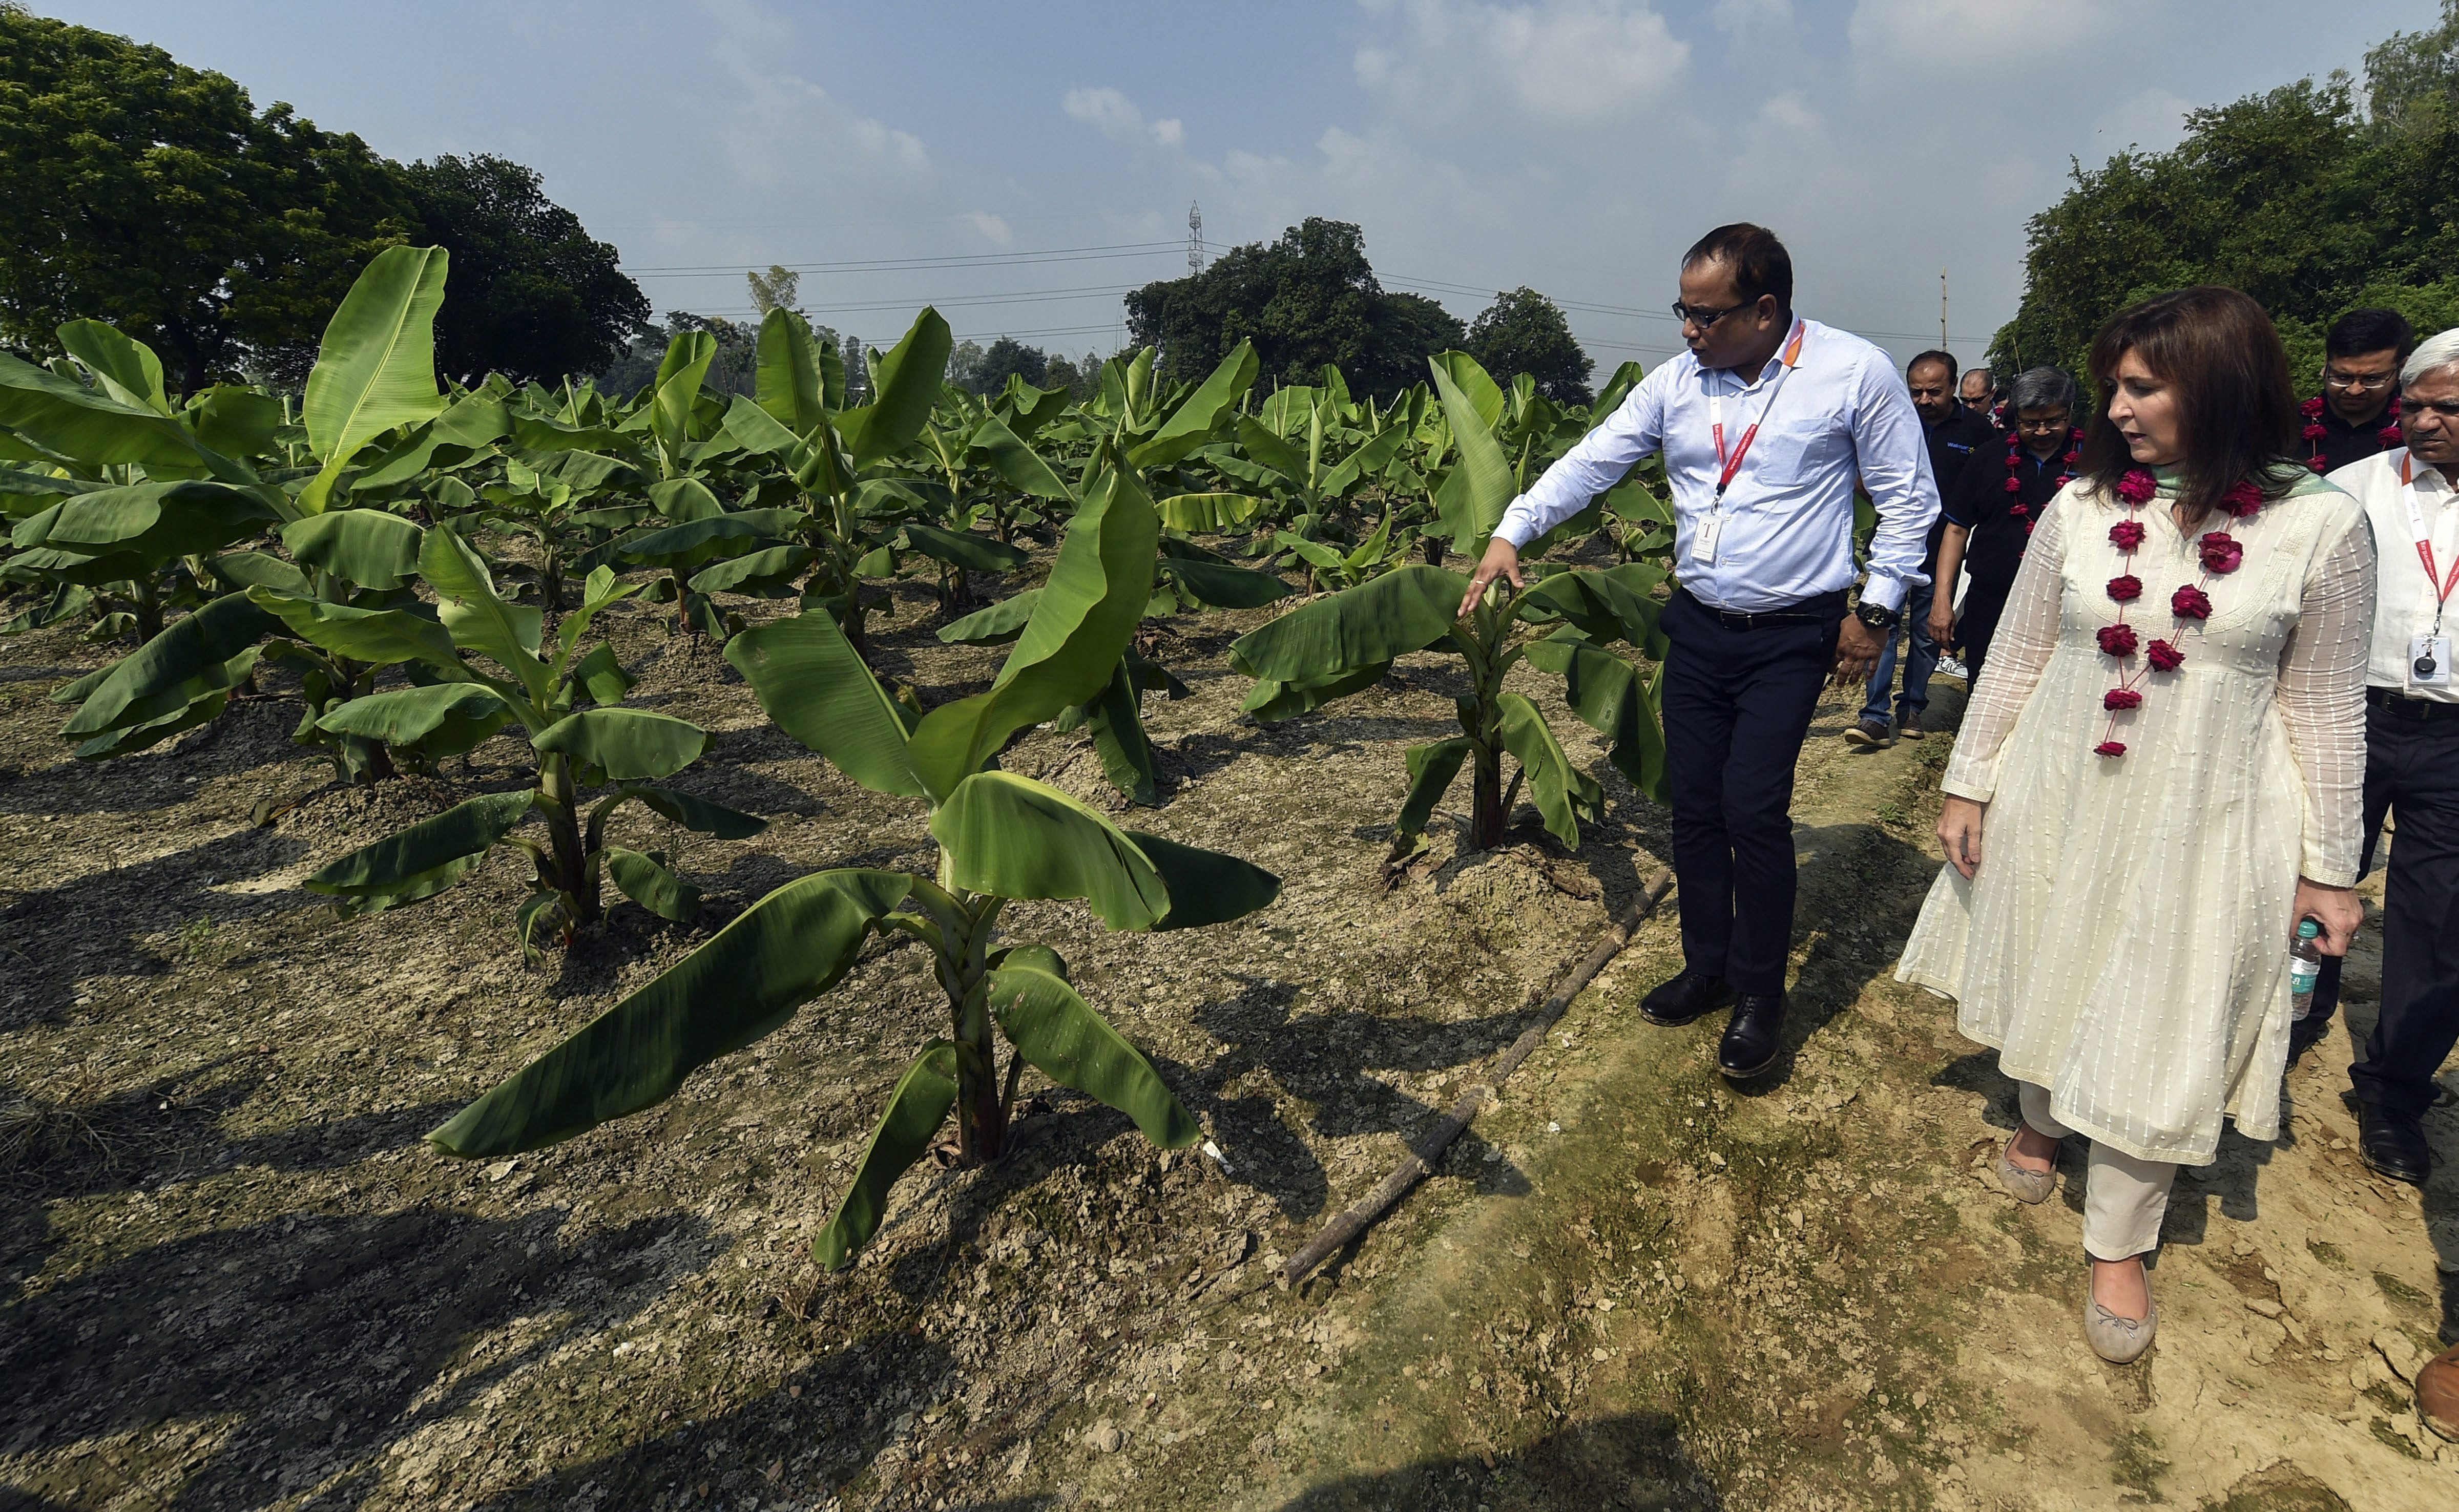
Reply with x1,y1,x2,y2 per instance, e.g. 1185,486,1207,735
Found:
1896,471,2374,1164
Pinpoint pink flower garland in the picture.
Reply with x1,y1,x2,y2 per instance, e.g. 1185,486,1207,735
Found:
2302,393,2403,472
2094,471,2259,757
2002,426,2085,535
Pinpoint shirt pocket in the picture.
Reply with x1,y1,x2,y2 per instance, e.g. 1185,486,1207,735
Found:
1751,410,1849,497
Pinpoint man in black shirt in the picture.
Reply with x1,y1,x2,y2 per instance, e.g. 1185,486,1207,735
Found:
1930,368,2079,681
1848,350,1993,745
2304,308,2413,474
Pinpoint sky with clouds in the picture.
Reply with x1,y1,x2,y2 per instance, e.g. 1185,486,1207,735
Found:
40,1,2450,376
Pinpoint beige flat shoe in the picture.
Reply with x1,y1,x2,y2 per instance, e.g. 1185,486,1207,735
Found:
1997,1138,2055,1204
2085,1293,2158,1364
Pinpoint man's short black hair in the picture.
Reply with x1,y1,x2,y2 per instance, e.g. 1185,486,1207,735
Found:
1908,349,1958,381
1682,223,1792,312
2325,307,2414,362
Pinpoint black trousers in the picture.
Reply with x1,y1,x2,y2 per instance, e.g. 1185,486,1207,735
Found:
2310,701,2459,1118
1660,588,1845,995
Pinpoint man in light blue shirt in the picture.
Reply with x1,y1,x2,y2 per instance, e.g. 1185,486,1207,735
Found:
1460,223,1940,1079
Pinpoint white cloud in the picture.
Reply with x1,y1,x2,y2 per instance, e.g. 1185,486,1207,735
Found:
966,211,1014,247
695,0,930,196
1061,86,1185,151
1711,0,1793,32
1846,0,2112,77
1352,0,1690,129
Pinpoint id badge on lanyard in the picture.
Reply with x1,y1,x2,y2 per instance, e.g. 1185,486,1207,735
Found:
1694,323,1807,569
2401,452,2459,687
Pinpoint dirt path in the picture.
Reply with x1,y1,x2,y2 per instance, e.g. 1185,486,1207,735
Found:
3,594,2454,1510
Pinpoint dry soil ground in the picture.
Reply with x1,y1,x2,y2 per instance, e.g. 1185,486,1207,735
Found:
1,566,2454,1512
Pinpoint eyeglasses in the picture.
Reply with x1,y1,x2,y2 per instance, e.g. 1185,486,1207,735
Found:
2016,413,2072,431
2323,372,2397,392
1671,301,1749,330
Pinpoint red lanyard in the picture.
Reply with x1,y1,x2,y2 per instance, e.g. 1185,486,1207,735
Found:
2401,452,2459,618
1711,321,1808,499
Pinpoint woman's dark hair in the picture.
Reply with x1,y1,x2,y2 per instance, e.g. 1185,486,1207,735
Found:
2078,286,2302,525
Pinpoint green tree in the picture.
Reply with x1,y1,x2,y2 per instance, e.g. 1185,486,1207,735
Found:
398,154,647,385
1124,218,1462,398
2366,0,2459,132
0,6,415,393
972,337,1049,393
746,263,801,317
1466,287,1593,406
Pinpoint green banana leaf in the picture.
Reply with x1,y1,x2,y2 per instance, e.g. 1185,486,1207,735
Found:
534,708,709,782
421,525,549,700
430,868,916,1158
246,590,467,676
651,332,718,465
68,646,260,759
755,308,829,433
184,387,285,460
936,587,1041,645
1227,563,1464,683
1155,492,1265,532
1494,691,1600,848
58,592,278,739
1396,737,1475,841
988,965,1198,1147
305,788,536,912
726,610,927,799
1239,661,1393,722
1161,555,1291,610
0,351,236,477
605,847,701,922
1521,633,1669,802
839,308,953,466
1129,341,1258,468
689,543,815,596
931,771,1169,931
1120,829,1281,930
1517,562,1669,655
815,1041,960,1271
14,481,280,562
1429,353,1517,554
56,320,170,414
627,785,768,839
299,246,451,513
905,464,1158,798
282,510,425,591
315,683,516,749
1079,659,1160,807
619,509,803,568
970,414,1074,501
900,522,1029,574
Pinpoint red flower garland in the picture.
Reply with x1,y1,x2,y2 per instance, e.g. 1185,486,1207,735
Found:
2303,393,2402,473
2002,426,2085,535
2094,469,2256,757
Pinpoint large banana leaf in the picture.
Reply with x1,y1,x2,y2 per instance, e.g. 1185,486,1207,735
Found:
627,785,768,839
58,592,277,739
839,308,952,466
185,387,285,460
246,591,467,675
1155,492,1265,532
1521,634,1669,802
935,587,1040,646
1518,562,1669,655
988,965,1199,1146
1395,737,1474,842
970,415,1073,500
57,320,170,414
429,868,916,1159
1079,659,1159,807
0,352,228,475
1227,563,1464,682
905,465,1158,797
620,509,802,568
1239,661,1392,722
815,1041,959,1271
645,475,728,523
1129,341,1258,468
305,788,536,912
689,543,814,596
12,481,279,562
299,246,450,513
282,510,425,591
421,526,549,701
931,771,1169,931
755,308,828,432
534,709,709,782
1159,555,1291,610
726,611,926,798
651,332,718,466
1494,691,1599,848
605,847,701,922
1429,353,1517,554
67,647,259,759
900,522,1027,574
315,683,515,748
1120,829,1281,930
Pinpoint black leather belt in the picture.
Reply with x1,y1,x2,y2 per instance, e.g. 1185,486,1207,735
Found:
2367,686,2459,721
1679,587,1847,631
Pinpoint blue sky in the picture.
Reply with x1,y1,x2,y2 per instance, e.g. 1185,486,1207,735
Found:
40,1,2449,375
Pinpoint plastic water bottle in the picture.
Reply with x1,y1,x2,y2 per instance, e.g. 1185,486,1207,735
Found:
2288,917,2323,1016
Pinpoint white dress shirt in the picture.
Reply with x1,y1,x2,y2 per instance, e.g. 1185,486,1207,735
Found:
2329,446,2459,702
1493,318,1940,613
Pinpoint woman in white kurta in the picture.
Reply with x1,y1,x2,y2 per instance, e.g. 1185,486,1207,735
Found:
1897,287,2373,1363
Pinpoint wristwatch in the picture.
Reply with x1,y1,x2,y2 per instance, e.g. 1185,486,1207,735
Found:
1854,600,1901,631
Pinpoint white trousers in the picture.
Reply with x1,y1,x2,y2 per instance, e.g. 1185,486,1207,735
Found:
2018,1082,2180,1261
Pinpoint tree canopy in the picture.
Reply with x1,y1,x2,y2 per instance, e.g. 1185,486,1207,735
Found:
1467,287,1594,406
398,154,646,385
1992,3,2459,389
0,6,644,393
1126,219,1470,398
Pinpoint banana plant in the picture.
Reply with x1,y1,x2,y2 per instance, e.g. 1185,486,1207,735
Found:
424,457,1278,1270
288,531,764,952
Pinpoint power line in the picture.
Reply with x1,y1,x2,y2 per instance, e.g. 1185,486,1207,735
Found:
624,241,1182,276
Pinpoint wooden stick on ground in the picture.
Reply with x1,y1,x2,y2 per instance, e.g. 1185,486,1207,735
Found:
1281,865,1676,1288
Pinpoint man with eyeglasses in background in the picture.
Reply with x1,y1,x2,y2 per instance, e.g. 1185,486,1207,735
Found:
2306,308,2415,474
1958,366,1997,424
1458,223,1940,1081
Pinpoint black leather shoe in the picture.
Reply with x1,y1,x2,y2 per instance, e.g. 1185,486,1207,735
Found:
1718,993,1786,1079
2285,1012,2331,1066
2358,1102,2432,1186
1640,970,1733,1027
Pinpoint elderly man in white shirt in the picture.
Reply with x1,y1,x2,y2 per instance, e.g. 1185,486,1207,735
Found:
2314,324,2459,1440
1460,223,1941,1080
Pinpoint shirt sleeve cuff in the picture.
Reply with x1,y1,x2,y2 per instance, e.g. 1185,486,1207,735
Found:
2300,845,2357,890
1494,509,1538,550
1939,772,1995,804
1858,574,1910,612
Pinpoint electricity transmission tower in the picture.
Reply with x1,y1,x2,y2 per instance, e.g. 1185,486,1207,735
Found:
1187,202,1204,275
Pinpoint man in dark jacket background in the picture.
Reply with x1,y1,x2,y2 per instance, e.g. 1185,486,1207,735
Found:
2305,308,2414,473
